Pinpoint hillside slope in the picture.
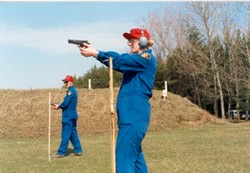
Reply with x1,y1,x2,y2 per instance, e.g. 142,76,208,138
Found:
0,89,215,138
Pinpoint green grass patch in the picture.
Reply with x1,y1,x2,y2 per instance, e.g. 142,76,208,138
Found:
1,123,250,173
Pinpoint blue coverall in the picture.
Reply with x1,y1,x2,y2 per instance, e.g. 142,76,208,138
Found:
57,86,83,156
97,49,157,173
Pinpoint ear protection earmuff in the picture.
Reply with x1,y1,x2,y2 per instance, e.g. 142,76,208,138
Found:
139,29,148,49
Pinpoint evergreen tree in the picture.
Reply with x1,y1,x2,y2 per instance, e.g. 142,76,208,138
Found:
74,65,122,89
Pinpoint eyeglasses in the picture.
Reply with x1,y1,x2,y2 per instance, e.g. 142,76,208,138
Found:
64,81,68,84
127,39,138,45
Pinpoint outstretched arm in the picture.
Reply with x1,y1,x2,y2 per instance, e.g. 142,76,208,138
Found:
78,43,151,72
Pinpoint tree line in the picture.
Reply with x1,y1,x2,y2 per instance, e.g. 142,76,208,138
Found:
74,2,249,118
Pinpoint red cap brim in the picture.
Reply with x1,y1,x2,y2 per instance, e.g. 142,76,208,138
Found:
123,33,136,40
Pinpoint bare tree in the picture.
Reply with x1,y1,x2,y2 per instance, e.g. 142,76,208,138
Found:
141,2,248,119
188,2,226,118
172,41,210,106
247,2,250,116
221,2,249,120
142,6,187,60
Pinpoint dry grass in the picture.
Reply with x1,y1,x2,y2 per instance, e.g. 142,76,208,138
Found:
0,88,215,138
1,123,250,173
150,91,214,131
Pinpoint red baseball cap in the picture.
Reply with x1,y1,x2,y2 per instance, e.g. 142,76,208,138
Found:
123,28,150,40
62,75,74,82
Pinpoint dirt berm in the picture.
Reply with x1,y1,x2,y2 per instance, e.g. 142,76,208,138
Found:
0,89,217,138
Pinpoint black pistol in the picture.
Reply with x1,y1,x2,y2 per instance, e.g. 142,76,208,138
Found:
51,103,57,106
68,39,90,47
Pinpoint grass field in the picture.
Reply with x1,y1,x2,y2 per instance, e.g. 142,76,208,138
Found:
1,122,250,173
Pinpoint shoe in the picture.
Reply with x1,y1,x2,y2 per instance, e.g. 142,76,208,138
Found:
52,154,65,158
74,152,82,156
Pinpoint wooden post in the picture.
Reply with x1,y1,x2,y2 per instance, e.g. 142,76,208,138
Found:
48,92,51,161
165,80,168,92
109,57,116,173
88,78,92,90
162,80,168,100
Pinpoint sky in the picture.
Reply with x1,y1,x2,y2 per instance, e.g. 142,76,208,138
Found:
0,2,248,89
0,1,177,89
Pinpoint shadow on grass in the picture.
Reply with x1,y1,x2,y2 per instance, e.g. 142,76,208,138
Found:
65,148,75,156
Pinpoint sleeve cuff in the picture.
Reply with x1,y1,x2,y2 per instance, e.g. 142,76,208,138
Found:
97,51,107,62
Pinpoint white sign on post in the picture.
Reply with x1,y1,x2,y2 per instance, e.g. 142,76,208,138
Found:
162,80,168,100
88,78,92,90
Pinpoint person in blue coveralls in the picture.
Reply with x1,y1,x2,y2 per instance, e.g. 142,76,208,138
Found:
78,28,157,173
52,75,83,158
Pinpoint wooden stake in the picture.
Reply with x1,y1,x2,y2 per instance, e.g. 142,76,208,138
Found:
109,57,116,173
48,92,51,161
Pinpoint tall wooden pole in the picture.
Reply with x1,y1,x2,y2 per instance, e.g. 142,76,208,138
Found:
109,57,116,173
48,92,51,161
